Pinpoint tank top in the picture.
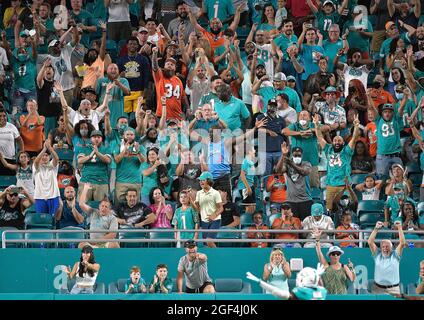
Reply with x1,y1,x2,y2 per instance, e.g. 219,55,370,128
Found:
0,199,25,229
266,264,289,293
321,264,348,294
75,265,98,287
16,166,34,196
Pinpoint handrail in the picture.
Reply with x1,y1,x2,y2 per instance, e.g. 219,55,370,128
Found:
2,228,424,248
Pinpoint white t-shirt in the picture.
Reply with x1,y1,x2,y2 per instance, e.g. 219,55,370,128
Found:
33,160,60,200
362,187,380,201
68,109,105,130
277,107,297,125
343,64,370,97
241,66,252,105
0,123,20,159
0,47,9,68
108,0,130,22
49,44,75,92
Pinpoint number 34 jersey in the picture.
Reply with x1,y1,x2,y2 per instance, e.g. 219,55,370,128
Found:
376,112,403,155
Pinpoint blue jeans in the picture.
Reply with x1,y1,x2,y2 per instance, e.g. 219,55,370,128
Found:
264,151,282,176
376,154,403,179
200,220,221,239
70,284,94,294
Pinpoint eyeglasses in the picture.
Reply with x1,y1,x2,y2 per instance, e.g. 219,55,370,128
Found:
9,193,19,197
325,92,336,96
330,252,341,256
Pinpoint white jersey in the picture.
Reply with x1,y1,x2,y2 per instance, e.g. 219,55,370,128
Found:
361,187,380,201
256,44,274,77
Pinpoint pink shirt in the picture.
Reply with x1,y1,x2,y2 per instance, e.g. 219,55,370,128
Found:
149,204,173,228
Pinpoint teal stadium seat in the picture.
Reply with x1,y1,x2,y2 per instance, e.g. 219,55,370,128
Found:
240,213,253,227
108,279,135,294
351,174,368,186
25,212,54,229
148,228,175,248
0,227,24,248
214,278,252,293
0,176,17,189
56,149,74,161
357,200,384,215
406,161,421,175
216,227,241,247
106,40,118,61
119,228,149,248
25,229,56,248
56,226,86,248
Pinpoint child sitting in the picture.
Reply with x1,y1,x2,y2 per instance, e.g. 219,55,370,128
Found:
355,175,383,200
125,266,147,294
335,214,359,248
149,264,173,293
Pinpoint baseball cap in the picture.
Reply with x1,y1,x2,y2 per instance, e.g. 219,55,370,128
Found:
382,103,394,112
90,130,103,137
326,246,344,257
165,57,177,65
198,171,213,181
184,240,196,248
281,202,291,210
270,203,281,211
268,99,277,105
393,183,404,191
323,0,335,6
81,87,96,95
391,163,404,172
286,75,296,82
292,146,303,153
48,39,60,47
9,185,20,194
19,30,29,37
138,27,148,33
385,21,396,31
273,72,287,81
311,203,324,216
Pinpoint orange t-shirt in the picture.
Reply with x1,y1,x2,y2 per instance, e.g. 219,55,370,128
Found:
247,225,270,248
81,57,105,89
336,225,358,247
200,27,225,58
19,115,45,152
370,89,395,109
266,175,286,203
153,69,186,120
272,217,301,240
365,122,377,157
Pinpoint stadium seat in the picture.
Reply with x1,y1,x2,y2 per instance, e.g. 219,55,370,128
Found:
56,226,86,248
106,40,118,61
25,213,54,229
59,278,106,294
56,149,74,161
214,278,252,293
359,213,384,228
357,200,385,215
119,228,149,248
87,201,100,209
0,175,17,189
216,227,241,247
25,229,56,248
407,283,418,294
268,213,282,227
148,228,175,248
240,213,253,227
0,227,24,248
108,279,147,294
351,174,368,185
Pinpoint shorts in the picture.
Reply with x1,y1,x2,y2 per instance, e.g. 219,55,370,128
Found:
200,220,221,239
35,197,61,216
124,91,143,113
185,281,214,293
239,188,256,205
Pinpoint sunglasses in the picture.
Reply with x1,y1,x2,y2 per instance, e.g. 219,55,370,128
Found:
330,252,341,256
9,193,19,197
325,92,336,96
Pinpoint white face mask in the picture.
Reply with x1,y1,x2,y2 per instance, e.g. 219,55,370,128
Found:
395,92,404,100
292,157,302,164
299,119,307,126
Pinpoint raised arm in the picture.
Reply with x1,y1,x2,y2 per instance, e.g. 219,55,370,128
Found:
367,222,383,256
337,0,349,15
228,4,244,31
98,21,107,61
387,0,395,18
151,46,159,72
188,7,204,33
78,183,94,215
395,222,406,256
312,114,327,149
315,239,329,268
306,0,318,14
348,114,361,150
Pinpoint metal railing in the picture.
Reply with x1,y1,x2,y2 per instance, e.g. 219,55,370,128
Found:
2,228,424,249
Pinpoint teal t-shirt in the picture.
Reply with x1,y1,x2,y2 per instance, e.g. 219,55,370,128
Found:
237,158,255,189
323,39,346,73
288,122,319,166
93,0,107,19
379,33,410,72
125,278,147,293
113,146,143,184
300,44,325,81
205,0,235,22
149,278,173,293
140,162,158,196
78,145,111,184
199,92,219,107
394,100,415,128
315,11,340,40
375,112,403,155
172,206,200,240
343,20,373,54
71,10,97,48
274,34,298,59
12,49,37,91
324,144,353,187
257,23,277,32
214,96,250,131
257,86,302,112
292,286,327,300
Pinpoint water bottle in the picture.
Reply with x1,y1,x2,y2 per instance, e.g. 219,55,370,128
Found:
40,243,45,249
408,242,415,248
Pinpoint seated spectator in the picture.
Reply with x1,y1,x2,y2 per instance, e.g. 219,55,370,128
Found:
78,183,119,249
335,213,359,248
351,140,375,174
57,160,78,190
355,175,383,201
0,185,34,229
18,99,45,158
48,115,71,150
219,189,240,228
149,264,173,294
247,211,270,248
315,242,356,294
364,108,377,158
368,75,395,108
343,80,370,125
417,261,424,294
113,189,156,229
262,248,291,294
149,187,173,229
398,201,424,248
385,164,412,197
141,148,162,205
55,186,85,229
125,266,147,294
331,177,359,225
173,190,199,242
0,151,34,197
302,203,335,248
319,86,346,137
271,203,302,248
33,140,61,216
3,0,24,29
384,185,415,227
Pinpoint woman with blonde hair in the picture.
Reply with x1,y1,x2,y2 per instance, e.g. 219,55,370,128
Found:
262,247,291,294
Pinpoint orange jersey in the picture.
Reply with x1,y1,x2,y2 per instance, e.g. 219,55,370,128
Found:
19,115,45,152
272,217,301,240
365,122,377,157
199,27,225,58
153,69,186,120
336,225,358,247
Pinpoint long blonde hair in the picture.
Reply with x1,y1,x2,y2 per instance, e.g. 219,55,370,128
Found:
269,249,285,265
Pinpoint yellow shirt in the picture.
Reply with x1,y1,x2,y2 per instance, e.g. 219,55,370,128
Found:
3,7,24,29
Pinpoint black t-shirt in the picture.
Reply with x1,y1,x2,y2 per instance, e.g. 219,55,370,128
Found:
351,157,374,173
221,202,240,227
179,164,201,191
256,114,286,153
37,79,62,117
0,199,25,229
18,7,35,31
113,203,153,226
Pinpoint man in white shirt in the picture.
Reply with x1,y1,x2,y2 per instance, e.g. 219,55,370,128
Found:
105,0,133,42
277,93,297,125
0,108,24,176
302,203,334,248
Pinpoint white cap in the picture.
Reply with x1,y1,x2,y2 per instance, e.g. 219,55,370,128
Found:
323,0,334,6
48,39,60,47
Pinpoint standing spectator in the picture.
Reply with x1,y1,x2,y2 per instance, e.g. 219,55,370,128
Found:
319,86,346,137
174,149,203,199
0,151,34,197
236,146,256,214
307,0,348,40
77,130,112,201
302,203,335,248
199,76,223,107
368,75,395,109
385,163,412,197
247,212,270,248
219,189,240,228
3,0,24,29
36,58,61,137
48,115,70,150
258,4,277,34
33,140,60,216
113,189,156,229
202,0,234,25
314,111,360,212
276,92,297,125
370,0,391,54
177,240,215,294
55,186,85,229
151,47,188,120
173,190,200,242
117,36,151,118
276,44,304,93
124,266,147,294
275,144,313,221
167,2,195,43
149,264,173,294
0,185,34,229
13,0,43,42
78,183,119,249
262,248,291,294
322,24,348,73
18,99,44,158
0,108,24,176
274,20,298,61
149,187,173,229
315,242,356,294
272,203,302,248
69,0,98,48
186,57,215,111
368,221,406,295
105,0,133,43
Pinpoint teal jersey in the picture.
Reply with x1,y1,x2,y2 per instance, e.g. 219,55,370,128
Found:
323,39,346,73
300,44,325,80
315,11,340,40
199,92,220,107
379,33,410,72
214,96,250,131
78,145,111,184
149,278,173,293
214,44,236,72
96,77,130,126
172,206,200,240
12,50,37,91
129,1,141,17
384,196,414,223
237,158,255,189
257,23,277,32
205,0,235,22
93,0,107,19
394,100,415,128
124,278,147,293
324,144,353,187
257,86,302,113
292,286,327,300
274,34,298,59
140,162,158,196
112,146,143,184
288,122,319,166
375,112,403,155
71,10,97,48
343,20,373,54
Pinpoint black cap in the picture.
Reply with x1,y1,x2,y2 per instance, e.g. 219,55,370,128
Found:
184,240,196,248
81,87,96,95
281,202,291,210
268,99,277,105
292,146,303,153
